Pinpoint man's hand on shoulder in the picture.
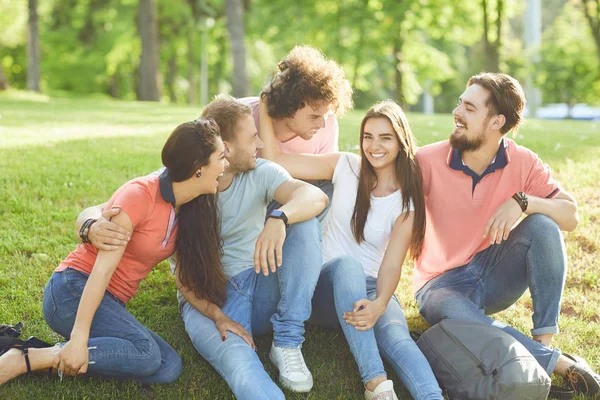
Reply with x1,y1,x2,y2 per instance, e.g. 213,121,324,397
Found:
483,197,523,244
253,218,286,276
88,208,131,251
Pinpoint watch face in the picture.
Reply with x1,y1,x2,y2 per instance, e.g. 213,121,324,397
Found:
271,210,283,218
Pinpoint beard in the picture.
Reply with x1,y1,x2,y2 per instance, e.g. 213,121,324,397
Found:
449,129,485,152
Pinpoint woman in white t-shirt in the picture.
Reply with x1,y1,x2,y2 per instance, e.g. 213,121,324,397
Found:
259,99,443,400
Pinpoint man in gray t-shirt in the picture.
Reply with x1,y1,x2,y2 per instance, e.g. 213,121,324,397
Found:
180,96,326,397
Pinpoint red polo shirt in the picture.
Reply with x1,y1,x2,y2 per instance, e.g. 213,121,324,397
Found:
414,139,560,293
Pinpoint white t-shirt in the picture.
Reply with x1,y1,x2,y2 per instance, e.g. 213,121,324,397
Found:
322,153,412,278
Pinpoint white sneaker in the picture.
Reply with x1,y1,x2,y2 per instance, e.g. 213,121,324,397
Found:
364,379,399,400
269,343,313,392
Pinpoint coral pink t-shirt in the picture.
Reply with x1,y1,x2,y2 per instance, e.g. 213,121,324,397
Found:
414,139,560,293
239,96,339,154
56,173,178,304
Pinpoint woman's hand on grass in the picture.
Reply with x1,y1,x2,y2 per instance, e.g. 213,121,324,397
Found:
343,298,386,331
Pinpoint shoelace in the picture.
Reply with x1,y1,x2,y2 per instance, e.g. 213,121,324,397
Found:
371,390,393,400
280,347,306,374
566,367,588,392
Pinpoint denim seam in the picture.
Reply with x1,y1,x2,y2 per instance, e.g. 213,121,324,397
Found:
44,278,57,324
228,278,253,302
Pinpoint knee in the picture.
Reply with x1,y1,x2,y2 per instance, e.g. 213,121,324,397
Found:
329,255,366,280
521,214,562,243
417,289,451,325
156,348,183,384
134,337,163,377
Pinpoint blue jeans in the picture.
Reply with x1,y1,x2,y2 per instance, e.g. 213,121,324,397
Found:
267,179,333,223
416,214,565,375
181,218,323,400
311,256,443,400
42,268,182,384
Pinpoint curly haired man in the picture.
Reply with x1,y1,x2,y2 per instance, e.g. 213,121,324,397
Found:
240,45,353,221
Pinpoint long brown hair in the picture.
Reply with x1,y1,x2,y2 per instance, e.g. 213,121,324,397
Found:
162,119,227,306
350,101,426,260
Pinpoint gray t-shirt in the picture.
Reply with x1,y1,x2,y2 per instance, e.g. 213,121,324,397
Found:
171,159,290,309
218,158,290,278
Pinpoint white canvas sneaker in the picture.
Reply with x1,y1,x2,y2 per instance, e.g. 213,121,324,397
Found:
364,379,399,400
269,343,313,392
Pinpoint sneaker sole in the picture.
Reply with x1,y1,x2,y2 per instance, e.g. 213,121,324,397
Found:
269,352,313,393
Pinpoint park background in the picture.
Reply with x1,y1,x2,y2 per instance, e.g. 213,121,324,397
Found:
1,0,599,399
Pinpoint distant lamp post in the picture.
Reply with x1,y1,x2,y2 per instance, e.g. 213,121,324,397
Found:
525,0,542,118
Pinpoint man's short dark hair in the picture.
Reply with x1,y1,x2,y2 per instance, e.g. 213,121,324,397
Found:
467,72,526,135
260,45,353,119
201,95,252,142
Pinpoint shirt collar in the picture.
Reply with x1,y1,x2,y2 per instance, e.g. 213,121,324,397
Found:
159,169,176,208
448,138,509,172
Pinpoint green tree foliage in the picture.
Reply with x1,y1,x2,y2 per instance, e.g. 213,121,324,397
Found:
538,0,600,106
0,0,598,109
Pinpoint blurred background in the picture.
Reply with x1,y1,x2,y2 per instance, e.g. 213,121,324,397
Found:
1,0,599,118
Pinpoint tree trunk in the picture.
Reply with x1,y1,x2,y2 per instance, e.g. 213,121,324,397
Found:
0,64,9,90
393,37,405,108
138,0,160,101
27,0,40,92
582,0,600,62
226,0,248,97
187,31,198,104
166,55,177,103
481,0,500,72
79,0,103,45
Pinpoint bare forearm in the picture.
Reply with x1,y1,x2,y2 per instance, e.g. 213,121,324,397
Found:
278,185,328,224
176,278,224,322
70,269,112,341
259,100,282,161
526,196,578,231
375,265,402,307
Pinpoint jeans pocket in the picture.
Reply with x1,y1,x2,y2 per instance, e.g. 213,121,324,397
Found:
63,268,88,297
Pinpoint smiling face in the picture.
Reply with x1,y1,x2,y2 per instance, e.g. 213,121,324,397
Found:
284,101,332,140
199,138,229,193
225,114,263,173
450,84,496,152
361,117,400,172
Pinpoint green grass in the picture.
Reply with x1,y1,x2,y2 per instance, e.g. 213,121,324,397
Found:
0,89,599,399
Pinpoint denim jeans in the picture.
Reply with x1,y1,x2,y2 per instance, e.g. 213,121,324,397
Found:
42,268,182,384
267,179,333,223
181,218,322,400
416,214,566,375
311,256,443,400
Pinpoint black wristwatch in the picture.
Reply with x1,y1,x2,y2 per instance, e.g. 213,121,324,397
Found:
512,191,528,212
267,210,289,227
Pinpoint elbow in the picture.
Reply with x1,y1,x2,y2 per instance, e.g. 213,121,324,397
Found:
316,190,329,213
562,212,579,232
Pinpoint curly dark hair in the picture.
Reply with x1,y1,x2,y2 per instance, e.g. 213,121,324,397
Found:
260,45,353,119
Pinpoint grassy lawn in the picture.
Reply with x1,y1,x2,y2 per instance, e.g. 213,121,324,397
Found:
0,90,599,399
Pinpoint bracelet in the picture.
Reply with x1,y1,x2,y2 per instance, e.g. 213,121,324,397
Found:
79,218,97,244
512,191,528,212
